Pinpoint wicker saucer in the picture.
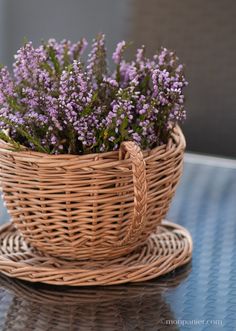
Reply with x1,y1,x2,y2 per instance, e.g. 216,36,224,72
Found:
0,220,192,286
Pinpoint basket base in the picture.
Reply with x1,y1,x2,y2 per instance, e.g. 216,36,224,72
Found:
0,220,192,286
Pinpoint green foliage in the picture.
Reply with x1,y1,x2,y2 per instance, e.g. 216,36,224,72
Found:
0,117,49,153
0,130,21,150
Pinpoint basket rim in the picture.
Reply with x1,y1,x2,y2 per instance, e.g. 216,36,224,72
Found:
0,125,185,164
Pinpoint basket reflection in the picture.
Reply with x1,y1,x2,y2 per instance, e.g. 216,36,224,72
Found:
0,265,191,331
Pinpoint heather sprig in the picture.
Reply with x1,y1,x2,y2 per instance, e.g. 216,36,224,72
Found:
0,35,188,154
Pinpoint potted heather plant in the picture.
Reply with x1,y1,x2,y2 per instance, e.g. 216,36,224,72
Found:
0,34,187,260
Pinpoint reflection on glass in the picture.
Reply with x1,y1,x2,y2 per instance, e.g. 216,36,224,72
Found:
0,266,191,330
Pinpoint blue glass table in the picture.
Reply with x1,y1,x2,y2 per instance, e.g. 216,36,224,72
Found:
0,153,235,330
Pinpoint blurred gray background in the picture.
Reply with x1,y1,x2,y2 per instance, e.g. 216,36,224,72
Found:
0,0,235,158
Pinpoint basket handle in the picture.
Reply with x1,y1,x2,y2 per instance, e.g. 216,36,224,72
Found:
117,141,148,246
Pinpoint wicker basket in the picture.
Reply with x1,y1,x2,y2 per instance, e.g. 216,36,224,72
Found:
0,126,185,260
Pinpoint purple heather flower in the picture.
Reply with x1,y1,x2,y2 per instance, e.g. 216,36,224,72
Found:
0,67,15,101
0,36,187,154
13,42,46,84
103,76,119,88
112,41,126,65
136,46,145,63
74,38,88,56
87,34,107,85
59,60,92,127
47,38,88,66
0,67,16,126
131,132,142,144
8,112,24,125
50,135,57,145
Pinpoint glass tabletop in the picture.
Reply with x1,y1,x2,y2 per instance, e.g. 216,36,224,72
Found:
0,153,235,331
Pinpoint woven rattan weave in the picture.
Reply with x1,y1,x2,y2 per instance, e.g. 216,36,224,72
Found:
0,126,185,260
0,266,191,305
0,220,192,286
